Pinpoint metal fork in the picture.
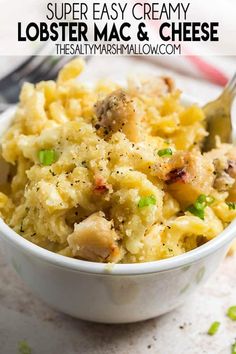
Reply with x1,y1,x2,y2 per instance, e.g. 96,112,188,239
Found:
202,73,236,152
0,54,74,113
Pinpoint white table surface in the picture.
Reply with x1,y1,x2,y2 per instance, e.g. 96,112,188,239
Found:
0,56,236,354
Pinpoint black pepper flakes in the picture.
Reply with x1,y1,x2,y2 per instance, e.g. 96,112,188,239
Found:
49,169,56,177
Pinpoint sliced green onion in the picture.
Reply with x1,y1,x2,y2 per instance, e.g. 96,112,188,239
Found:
227,306,236,320
138,195,156,208
18,340,32,354
207,321,220,336
232,341,236,354
196,194,215,206
38,149,57,166
187,205,205,220
187,194,215,220
197,194,207,204
157,148,173,157
194,200,206,211
227,202,236,210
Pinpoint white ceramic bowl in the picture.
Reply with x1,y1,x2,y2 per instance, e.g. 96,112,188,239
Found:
0,101,235,324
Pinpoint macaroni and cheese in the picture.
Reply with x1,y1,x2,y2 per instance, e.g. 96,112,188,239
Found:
0,59,235,263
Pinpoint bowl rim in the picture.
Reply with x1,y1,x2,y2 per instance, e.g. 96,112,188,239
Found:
0,95,235,276
0,218,236,275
